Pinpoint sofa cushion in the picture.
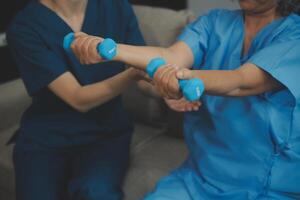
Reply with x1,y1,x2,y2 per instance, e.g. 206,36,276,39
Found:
124,134,188,200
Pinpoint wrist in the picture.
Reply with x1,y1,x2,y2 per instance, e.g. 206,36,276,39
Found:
190,70,197,79
114,44,123,62
128,68,141,81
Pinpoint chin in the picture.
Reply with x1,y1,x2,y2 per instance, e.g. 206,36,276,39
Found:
239,0,258,11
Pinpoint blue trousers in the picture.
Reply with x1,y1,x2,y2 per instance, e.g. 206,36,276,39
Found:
13,133,131,200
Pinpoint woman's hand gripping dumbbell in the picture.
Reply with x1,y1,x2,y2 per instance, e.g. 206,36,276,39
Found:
63,32,117,63
63,32,205,101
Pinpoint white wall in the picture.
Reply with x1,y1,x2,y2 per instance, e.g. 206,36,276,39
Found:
188,0,239,16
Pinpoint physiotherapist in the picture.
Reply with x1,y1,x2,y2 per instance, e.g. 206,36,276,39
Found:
6,0,157,200
70,0,300,199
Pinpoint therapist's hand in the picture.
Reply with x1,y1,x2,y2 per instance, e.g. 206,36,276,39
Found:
154,65,197,99
164,98,201,112
129,67,152,82
71,32,104,65
153,64,182,99
154,67,196,100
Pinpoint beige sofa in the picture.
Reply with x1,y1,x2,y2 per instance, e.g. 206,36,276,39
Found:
0,5,194,200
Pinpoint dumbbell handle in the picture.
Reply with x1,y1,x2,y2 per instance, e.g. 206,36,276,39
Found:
146,58,205,102
63,32,117,60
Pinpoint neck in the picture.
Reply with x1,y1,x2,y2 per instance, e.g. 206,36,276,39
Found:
40,0,88,18
244,6,279,31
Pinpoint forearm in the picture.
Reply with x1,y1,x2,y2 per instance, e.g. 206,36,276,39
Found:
71,33,194,70
115,42,194,70
192,70,244,96
75,69,137,111
192,65,282,97
115,45,169,70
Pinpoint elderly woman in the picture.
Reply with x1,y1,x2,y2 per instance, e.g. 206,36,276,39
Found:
70,0,300,199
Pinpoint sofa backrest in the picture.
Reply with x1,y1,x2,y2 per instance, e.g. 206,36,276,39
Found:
133,5,194,47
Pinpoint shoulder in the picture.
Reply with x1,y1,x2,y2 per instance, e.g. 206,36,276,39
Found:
286,13,300,30
9,1,39,26
201,9,240,20
288,13,300,22
7,1,39,40
193,9,241,25
190,9,241,32
274,14,300,42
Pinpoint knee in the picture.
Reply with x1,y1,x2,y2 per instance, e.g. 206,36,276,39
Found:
68,178,122,200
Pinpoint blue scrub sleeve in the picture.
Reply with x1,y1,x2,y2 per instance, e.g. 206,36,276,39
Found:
177,10,216,67
121,0,145,46
7,26,68,96
248,40,300,101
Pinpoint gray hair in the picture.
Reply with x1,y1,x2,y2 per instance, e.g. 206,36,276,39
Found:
277,0,300,16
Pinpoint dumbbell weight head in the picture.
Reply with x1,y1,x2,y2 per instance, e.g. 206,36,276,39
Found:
146,57,167,78
179,79,205,102
63,32,75,52
97,38,117,60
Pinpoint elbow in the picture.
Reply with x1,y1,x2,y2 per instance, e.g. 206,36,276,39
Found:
68,95,92,113
72,104,90,113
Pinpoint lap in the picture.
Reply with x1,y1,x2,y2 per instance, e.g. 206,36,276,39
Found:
13,133,132,200
13,140,69,200
68,133,132,200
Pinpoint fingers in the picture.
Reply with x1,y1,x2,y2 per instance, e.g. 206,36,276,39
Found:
154,66,169,97
160,66,179,99
70,32,104,65
140,71,152,83
164,98,185,112
129,68,152,82
81,36,101,64
176,68,194,80
154,65,181,99
184,101,201,112
71,36,87,62
167,73,181,99
76,36,90,64
88,38,102,64
164,98,202,112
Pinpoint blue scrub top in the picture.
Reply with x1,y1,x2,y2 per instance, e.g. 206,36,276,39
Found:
177,9,300,199
7,0,144,148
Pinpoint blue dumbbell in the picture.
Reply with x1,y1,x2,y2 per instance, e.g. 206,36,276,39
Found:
146,58,205,102
63,32,117,60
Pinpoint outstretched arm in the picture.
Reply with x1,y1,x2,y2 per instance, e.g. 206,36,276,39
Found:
70,32,195,70
152,63,283,99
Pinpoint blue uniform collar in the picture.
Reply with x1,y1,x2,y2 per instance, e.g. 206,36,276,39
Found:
32,0,97,34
